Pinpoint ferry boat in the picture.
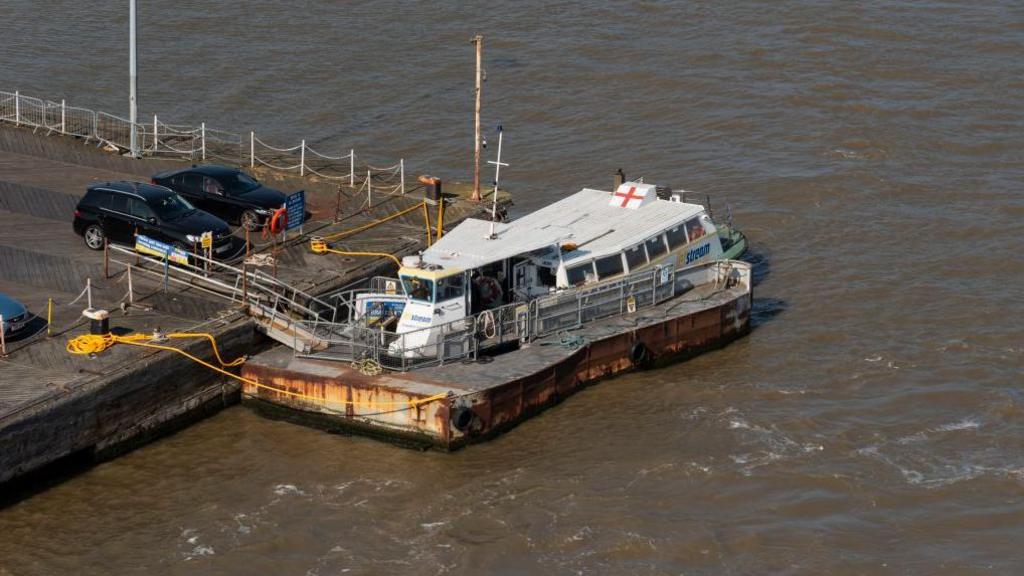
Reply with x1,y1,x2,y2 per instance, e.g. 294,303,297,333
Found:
241,179,753,448
352,180,747,357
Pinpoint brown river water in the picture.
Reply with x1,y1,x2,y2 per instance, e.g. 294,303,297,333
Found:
2,1,1023,573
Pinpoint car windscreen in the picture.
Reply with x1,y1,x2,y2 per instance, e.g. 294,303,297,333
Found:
226,172,260,195
152,193,196,220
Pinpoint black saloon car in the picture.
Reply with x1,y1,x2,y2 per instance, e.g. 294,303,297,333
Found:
73,181,234,257
152,165,287,231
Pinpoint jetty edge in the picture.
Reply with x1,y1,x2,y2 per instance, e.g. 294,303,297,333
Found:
0,120,496,494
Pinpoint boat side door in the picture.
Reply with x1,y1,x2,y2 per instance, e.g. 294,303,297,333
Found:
435,273,468,322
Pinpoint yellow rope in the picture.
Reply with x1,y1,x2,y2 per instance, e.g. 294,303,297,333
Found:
310,238,402,267
66,332,447,409
320,200,427,242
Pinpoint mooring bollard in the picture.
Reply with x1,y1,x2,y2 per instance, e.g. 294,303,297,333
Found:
82,308,109,336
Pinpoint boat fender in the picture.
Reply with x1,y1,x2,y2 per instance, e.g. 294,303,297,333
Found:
630,341,651,368
475,275,503,308
451,405,476,432
267,207,288,235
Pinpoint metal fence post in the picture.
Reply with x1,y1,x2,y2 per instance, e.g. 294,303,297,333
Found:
61,99,66,134
0,315,5,356
300,139,306,176
153,114,158,151
367,169,372,206
400,159,405,194
201,122,206,160
14,91,19,126
350,150,355,187
250,131,255,168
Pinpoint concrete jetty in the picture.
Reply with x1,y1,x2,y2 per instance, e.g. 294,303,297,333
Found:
0,123,497,491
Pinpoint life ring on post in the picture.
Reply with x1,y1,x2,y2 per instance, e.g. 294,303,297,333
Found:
267,208,288,236
475,275,503,308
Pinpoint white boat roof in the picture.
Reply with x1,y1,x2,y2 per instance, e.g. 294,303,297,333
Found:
421,188,706,270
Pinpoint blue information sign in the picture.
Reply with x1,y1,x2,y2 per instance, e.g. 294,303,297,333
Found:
285,190,305,231
135,234,189,265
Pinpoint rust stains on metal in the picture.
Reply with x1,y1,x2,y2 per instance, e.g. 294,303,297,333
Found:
242,293,752,450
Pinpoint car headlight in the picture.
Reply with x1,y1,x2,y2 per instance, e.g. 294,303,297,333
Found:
186,234,200,243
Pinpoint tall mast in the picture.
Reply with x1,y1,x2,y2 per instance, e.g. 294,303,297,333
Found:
471,34,483,203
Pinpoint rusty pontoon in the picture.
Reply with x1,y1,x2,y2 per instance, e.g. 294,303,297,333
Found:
241,259,752,448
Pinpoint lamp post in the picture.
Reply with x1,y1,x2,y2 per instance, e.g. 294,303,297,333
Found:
129,0,139,157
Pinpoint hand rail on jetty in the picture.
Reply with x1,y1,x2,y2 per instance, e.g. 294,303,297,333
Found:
0,89,406,194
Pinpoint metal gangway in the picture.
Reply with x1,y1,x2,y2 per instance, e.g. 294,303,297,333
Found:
105,243,336,353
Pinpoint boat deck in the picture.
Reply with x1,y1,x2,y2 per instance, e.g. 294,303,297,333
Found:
241,278,751,448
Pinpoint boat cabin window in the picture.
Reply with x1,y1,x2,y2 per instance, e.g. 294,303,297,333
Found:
437,274,466,301
566,262,594,286
665,225,689,250
400,275,434,303
624,244,646,271
686,218,707,242
595,253,624,279
645,234,668,260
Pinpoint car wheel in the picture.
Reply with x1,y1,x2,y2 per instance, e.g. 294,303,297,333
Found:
84,224,105,250
240,209,260,232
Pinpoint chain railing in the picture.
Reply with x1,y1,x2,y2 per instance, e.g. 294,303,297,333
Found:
0,89,407,193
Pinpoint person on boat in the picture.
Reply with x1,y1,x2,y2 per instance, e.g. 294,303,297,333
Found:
688,220,706,242
411,279,429,300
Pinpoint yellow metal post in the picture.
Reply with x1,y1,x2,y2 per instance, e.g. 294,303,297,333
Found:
47,297,53,337
422,201,432,247
436,198,445,240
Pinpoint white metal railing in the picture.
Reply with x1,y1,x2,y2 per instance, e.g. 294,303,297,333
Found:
300,260,752,371
0,89,408,193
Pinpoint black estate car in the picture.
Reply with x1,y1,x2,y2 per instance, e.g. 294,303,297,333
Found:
73,181,234,257
152,165,287,231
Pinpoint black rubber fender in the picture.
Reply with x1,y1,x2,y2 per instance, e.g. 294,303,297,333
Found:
630,340,651,368
451,405,475,432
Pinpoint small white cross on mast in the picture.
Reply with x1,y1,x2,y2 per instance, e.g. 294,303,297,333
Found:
486,125,508,240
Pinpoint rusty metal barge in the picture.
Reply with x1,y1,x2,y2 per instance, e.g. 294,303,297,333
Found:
240,178,753,448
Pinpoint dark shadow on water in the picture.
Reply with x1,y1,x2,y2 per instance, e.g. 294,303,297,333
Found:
740,245,788,328
752,297,788,328
742,246,772,288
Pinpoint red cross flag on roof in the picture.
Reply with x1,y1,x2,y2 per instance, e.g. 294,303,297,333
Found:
609,182,656,209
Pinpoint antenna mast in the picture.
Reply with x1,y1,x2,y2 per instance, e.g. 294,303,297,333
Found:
486,126,508,240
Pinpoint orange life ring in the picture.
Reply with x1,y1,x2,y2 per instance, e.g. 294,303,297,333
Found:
475,275,503,308
267,208,287,236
